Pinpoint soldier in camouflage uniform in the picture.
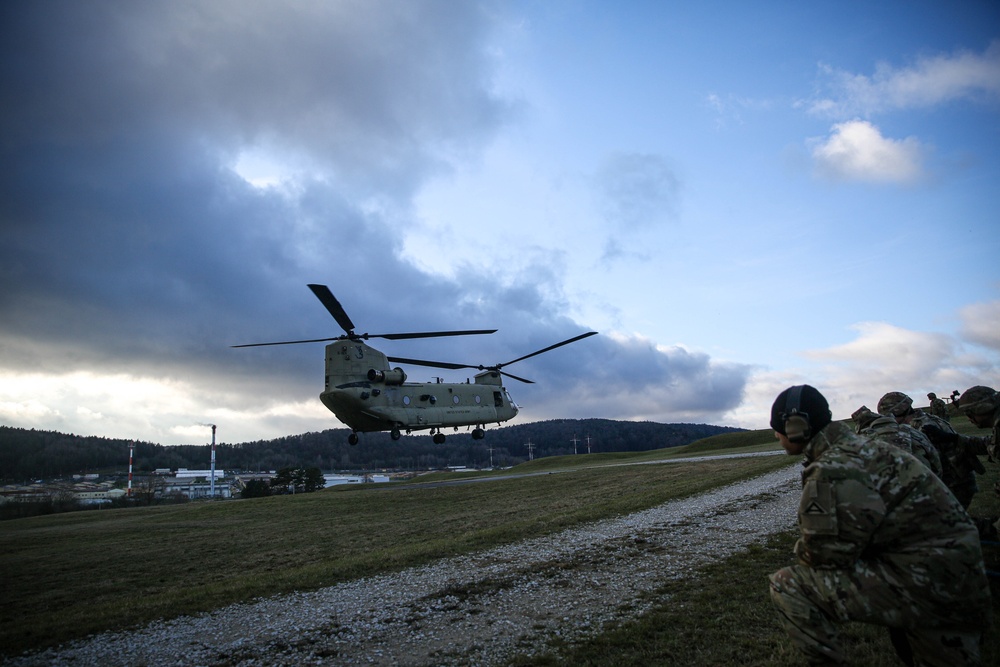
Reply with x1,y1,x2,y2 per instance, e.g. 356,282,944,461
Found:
769,385,990,666
928,392,950,422
851,405,942,477
878,391,984,508
922,386,1000,538
923,386,1000,463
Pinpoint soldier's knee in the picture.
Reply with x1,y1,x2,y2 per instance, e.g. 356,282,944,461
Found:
769,566,799,605
770,566,796,590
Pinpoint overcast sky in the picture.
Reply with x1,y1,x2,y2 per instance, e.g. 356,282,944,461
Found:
2,0,998,445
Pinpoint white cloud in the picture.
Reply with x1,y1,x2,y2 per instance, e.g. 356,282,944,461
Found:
803,322,953,383
809,120,924,184
959,300,1000,352
808,40,1000,117
728,312,1000,430
0,371,331,444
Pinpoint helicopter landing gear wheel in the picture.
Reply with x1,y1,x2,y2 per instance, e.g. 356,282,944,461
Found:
348,432,359,446
472,427,485,440
433,432,446,444
390,427,401,441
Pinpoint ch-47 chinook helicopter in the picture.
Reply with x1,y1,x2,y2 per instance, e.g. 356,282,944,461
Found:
233,284,597,445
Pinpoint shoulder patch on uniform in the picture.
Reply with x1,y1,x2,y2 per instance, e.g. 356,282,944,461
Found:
799,479,838,535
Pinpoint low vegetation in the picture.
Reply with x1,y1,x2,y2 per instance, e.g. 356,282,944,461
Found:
0,419,740,480
2,420,998,665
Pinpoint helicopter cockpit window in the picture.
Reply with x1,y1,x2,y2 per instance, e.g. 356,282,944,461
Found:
493,391,503,407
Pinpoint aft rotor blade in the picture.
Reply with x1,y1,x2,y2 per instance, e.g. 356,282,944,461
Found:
308,284,355,334
231,337,340,348
387,356,534,383
499,370,535,384
500,331,598,367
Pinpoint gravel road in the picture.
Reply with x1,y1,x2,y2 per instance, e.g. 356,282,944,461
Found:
7,461,801,667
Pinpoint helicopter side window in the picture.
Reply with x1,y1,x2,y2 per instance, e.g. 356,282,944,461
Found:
453,395,460,405
403,395,411,406
474,395,481,404
493,391,503,407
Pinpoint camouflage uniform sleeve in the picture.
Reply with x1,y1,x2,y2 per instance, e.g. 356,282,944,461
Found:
794,465,885,569
955,419,997,462
956,433,993,457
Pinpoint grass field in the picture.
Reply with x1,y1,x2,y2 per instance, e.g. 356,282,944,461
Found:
2,420,998,664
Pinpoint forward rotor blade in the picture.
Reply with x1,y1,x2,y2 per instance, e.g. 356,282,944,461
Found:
231,337,340,348
500,331,598,367
375,329,497,340
308,284,355,334
308,284,497,340
387,356,474,370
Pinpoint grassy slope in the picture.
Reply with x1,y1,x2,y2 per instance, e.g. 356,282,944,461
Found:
1,441,789,656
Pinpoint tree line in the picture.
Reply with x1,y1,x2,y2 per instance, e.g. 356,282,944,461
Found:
0,419,742,481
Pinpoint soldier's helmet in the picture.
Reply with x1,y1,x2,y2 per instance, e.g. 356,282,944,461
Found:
850,405,880,432
928,392,937,400
958,386,998,417
877,391,913,417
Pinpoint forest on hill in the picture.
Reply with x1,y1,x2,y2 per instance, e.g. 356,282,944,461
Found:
0,419,743,481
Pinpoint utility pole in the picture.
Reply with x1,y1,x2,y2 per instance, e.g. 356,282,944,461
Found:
525,440,535,461
127,441,135,497
488,445,495,469
586,434,592,454
571,434,579,455
209,424,217,498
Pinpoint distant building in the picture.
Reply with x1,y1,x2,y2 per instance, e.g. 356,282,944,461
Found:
325,475,365,485
324,474,391,486
173,469,225,479
159,477,232,499
0,486,51,504
75,488,127,505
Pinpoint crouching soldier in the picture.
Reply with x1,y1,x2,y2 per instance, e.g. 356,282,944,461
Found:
879,390,984,508
922,385,1000,539
851,405,942,477
922,385,999,464
769,385,990,666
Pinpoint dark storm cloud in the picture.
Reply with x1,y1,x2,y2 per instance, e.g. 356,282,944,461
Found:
501,329,750,424
2,1,505,190
0,1,509,373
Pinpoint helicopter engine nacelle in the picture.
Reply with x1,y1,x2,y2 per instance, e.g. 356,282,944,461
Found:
367,367,407,385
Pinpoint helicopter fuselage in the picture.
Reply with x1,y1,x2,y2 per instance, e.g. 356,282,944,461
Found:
320,340,518,435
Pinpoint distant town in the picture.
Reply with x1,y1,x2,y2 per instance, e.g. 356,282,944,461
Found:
0,466,406,520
